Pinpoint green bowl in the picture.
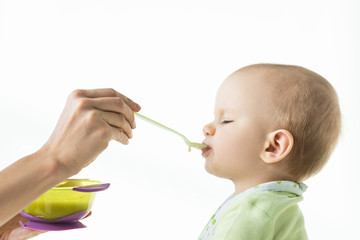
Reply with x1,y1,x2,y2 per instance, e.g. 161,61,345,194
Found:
23,179,105,220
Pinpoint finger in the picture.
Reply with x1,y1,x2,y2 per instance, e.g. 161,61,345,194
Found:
90,97,136,129
109,127,129,145
101,111,133,139
74,89,141,112
117,92,142,112
74,88,119,98
8,228,45,240
82,211,92,219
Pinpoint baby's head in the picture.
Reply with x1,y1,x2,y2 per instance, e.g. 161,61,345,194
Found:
202,63,341,186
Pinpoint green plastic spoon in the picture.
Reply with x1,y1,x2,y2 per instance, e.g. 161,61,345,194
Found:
134,112,208,151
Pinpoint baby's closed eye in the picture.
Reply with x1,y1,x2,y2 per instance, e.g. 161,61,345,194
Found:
221,120,234,124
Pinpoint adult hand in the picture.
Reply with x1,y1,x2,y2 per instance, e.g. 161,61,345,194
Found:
42,88,141,176
0,212,93,240
0,214,44,240
0,89,140,228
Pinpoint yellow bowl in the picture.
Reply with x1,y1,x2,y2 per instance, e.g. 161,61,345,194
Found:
23,179,107,221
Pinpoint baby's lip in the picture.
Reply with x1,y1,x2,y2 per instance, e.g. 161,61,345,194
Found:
202,141,212,151
201,142,212,156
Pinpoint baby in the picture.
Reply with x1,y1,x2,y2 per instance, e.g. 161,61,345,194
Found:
199,63,341,239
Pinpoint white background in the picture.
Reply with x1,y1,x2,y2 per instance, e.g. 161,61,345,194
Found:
0,0,359,239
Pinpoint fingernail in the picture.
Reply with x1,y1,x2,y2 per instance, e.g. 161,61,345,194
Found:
135,103,141,110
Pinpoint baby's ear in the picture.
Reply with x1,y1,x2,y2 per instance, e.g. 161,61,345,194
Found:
260,129,293,164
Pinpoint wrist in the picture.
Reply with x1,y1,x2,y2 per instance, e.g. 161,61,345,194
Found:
35,146,76,182
0,147,75,227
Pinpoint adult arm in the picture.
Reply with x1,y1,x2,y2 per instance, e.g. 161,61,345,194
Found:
0,88,141,227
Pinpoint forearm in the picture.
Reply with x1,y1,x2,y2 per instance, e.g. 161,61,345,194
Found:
0,148,70,227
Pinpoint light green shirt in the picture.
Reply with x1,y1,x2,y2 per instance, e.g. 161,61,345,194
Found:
199,181,308,240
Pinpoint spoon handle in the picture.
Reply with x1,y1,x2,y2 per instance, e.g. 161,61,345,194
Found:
134,112,190,144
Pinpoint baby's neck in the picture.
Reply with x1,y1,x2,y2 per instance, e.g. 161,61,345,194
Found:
233,180,264,195
233,176,295,195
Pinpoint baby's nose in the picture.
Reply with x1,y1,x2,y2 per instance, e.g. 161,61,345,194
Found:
203,122,215,136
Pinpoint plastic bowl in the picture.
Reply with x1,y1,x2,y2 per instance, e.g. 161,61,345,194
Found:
22,179,109,221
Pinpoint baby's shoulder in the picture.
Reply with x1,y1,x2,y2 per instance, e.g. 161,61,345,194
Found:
212,192,307,239
225,191,303,219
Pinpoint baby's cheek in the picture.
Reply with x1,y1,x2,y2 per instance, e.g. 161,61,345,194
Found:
220,136,245,154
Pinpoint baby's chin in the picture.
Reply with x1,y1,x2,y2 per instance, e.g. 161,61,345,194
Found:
204,159,216,175
204,159,228,179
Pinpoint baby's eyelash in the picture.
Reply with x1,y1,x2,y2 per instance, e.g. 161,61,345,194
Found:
221,120,233,124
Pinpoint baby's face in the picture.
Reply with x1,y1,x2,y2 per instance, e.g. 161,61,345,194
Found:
202,69,272,181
